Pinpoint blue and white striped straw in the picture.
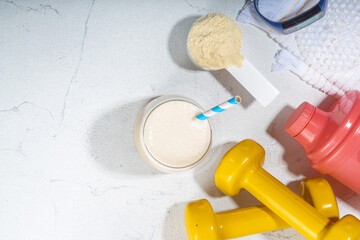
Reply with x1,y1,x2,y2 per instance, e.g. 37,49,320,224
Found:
196,96,241,120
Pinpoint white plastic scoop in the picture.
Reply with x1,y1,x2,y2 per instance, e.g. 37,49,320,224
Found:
187,14,279,107
226,60,279,107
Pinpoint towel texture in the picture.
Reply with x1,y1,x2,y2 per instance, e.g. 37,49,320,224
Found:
238,0,360,96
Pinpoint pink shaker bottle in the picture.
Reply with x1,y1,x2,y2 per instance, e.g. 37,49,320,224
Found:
284,90,360,194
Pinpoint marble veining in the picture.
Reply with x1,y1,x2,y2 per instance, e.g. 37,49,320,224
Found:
0,0,359,239
60,0,96,125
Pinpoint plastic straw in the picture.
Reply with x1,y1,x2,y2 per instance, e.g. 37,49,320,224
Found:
196,96,241,120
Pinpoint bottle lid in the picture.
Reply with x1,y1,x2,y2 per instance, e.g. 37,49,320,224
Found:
285,102,316,137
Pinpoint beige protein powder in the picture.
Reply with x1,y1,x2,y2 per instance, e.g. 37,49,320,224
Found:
187,13,244,70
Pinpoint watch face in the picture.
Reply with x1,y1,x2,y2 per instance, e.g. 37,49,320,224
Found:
282,5,324,34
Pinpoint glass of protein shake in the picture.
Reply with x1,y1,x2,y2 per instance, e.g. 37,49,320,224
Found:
134,96,212,173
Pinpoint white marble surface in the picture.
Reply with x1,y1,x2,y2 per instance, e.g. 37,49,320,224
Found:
0,0,359,239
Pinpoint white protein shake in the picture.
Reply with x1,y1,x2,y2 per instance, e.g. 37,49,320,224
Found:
144,100,211,168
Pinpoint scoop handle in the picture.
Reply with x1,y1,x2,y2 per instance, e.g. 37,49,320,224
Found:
226,59,279,107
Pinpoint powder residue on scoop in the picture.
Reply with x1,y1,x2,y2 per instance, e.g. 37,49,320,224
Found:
187,13,244,70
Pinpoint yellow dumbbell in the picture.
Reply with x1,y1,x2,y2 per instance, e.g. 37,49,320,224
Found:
185,178,339,240
215,139,360,240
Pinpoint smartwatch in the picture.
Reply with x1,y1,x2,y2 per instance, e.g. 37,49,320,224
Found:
253,0,328,34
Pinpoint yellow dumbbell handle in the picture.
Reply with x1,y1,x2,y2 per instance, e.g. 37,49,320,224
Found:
245,168,330,240
215,177,339,239
217,205,289,239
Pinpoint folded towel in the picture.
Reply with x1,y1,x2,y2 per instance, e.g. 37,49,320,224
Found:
238,0,360,96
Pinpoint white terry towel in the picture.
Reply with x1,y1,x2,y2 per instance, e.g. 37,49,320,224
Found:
238,0,360,96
